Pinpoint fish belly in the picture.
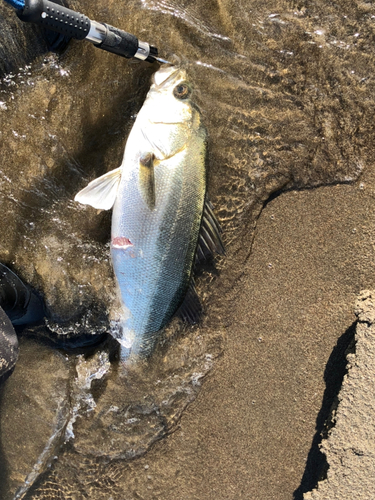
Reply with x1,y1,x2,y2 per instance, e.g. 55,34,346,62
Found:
111,136,205,354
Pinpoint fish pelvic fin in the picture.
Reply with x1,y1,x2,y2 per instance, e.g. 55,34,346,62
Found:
139,152,156,210
195,197,225,266
74,167,122,210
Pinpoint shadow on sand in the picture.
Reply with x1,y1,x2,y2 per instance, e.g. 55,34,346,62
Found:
293,322,356,499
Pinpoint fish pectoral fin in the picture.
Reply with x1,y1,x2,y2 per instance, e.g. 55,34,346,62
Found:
74,167,122,210
195,197,225,267
139,153,156,210
176,279,203,325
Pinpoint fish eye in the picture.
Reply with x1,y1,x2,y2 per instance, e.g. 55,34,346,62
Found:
173,83,191,100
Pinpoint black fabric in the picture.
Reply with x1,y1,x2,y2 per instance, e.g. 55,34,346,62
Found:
0,263,44,325
0,305,19,382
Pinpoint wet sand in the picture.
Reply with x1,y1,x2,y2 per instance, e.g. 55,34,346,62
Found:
116,179,373,500
109,168,374,500
26,161,375,500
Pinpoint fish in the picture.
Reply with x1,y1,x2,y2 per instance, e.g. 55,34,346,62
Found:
75,65,224,357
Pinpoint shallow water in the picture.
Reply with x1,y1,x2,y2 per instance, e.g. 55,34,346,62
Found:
1,0,375,497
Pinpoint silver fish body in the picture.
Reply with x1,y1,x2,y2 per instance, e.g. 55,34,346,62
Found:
75,66,209,356
111,67,206,353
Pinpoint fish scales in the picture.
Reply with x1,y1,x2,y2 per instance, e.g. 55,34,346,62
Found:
112,128,206,350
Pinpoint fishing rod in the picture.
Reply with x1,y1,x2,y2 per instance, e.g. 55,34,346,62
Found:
4,0,170,64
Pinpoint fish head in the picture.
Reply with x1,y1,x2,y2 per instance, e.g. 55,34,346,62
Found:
145,66,198,126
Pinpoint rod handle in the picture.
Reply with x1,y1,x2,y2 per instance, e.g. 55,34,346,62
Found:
17,0,90,40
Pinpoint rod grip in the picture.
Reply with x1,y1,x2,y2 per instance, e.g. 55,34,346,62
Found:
17,0,90,40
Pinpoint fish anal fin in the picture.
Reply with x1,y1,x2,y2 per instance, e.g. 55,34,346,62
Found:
139,152,155,210
177,279,202,325
195,197,225,266
74,167,122,210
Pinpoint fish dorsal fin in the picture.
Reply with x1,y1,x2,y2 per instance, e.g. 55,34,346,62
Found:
195,197,225,266
139,153,155,210
177,279,203,325
74,167,122,210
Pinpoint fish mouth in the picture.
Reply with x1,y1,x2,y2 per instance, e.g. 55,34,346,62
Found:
152,65,183,89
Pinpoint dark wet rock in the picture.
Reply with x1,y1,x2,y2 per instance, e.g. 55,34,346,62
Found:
0,337,71,500
0,306,18,383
